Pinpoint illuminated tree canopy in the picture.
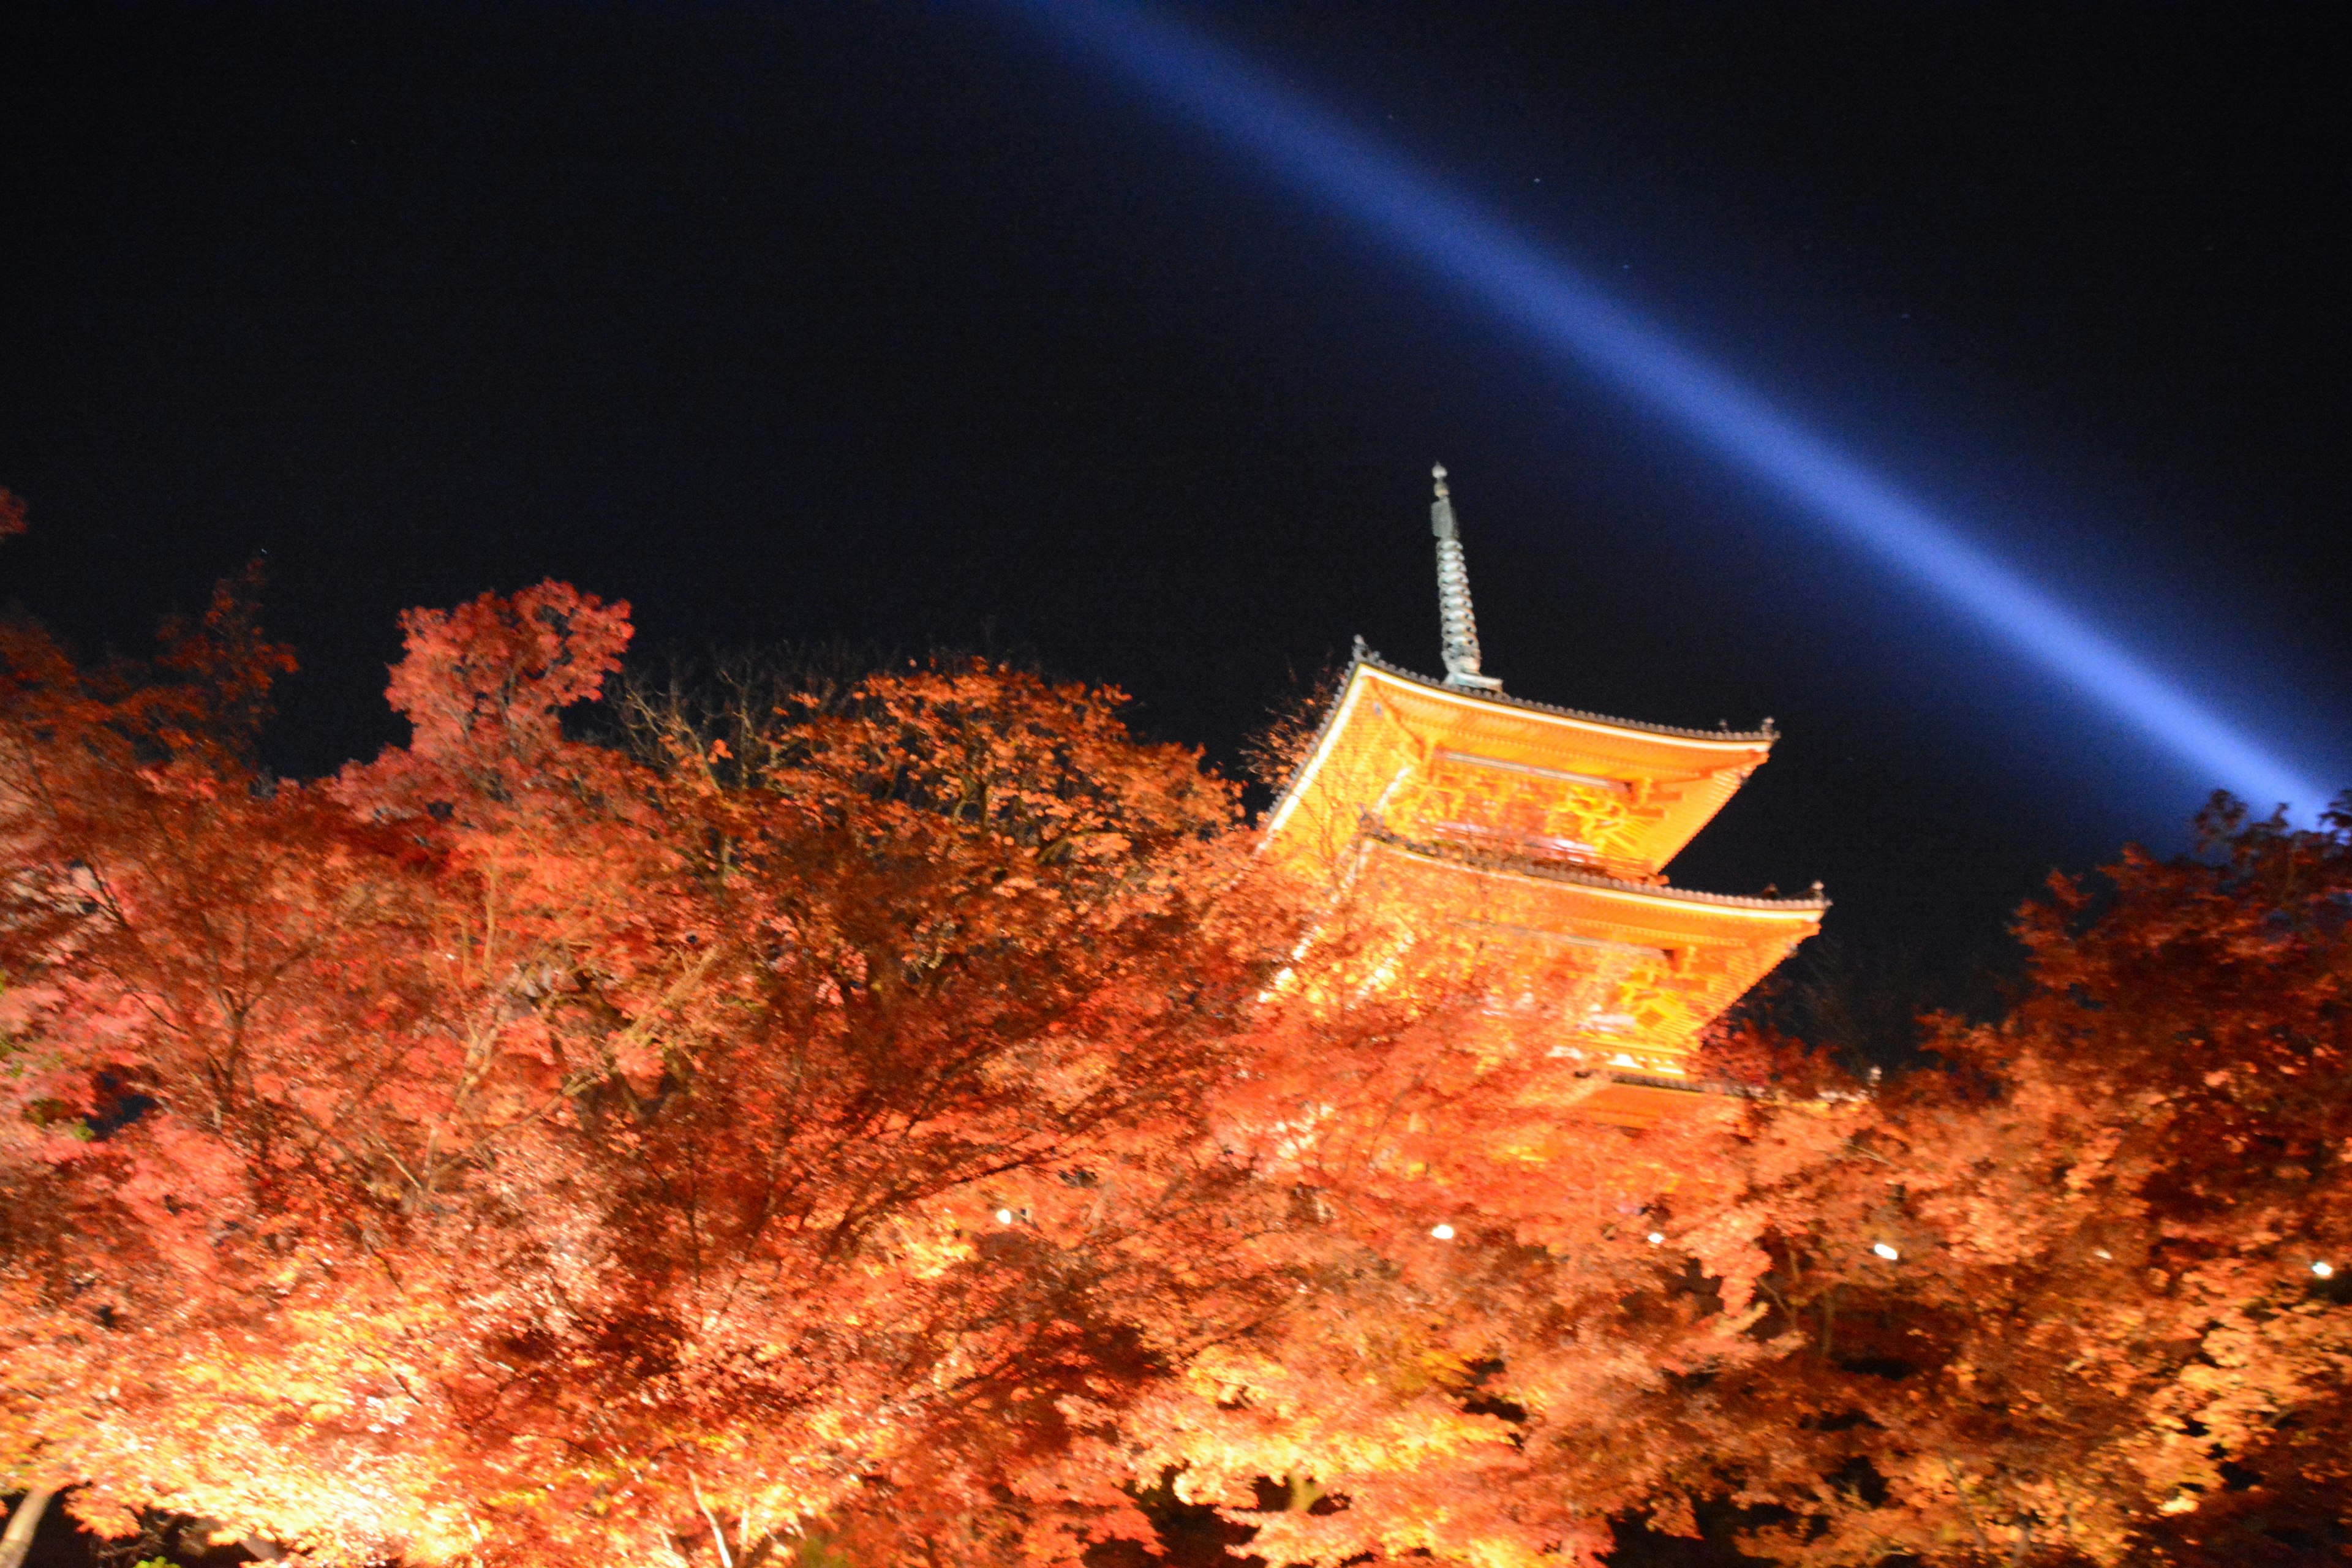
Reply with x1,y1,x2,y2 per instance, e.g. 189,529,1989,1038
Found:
2,567,2345,1566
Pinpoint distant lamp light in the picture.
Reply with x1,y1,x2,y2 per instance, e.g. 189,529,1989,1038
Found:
994,1208,1015,1225
2094,1248,2113,1261
2316,1261,2337,1280
1646,1232,1667,1246
1430,1223,1456,1241
1872,1242,1901,1261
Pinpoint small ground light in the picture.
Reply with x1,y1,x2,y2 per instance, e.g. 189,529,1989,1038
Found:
2316,1261,2336,1280
1646,1232,1666,1245
1430,1223,1456,1240
1872,1242,1901,1261
994,1208,1015,1225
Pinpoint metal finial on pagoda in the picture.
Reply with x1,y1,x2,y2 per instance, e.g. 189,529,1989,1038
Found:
1429,464,1502,692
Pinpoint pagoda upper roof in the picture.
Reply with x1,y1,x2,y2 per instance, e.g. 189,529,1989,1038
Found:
1264,650,1782,879
1350,647,1779,746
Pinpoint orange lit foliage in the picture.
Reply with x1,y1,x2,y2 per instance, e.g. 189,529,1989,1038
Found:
0,579,1304,1562
1208,799,2350,1568
4,569,2346,1567
1097,890,1849,1566
0,575,1850,1567
1670,797,2352,1568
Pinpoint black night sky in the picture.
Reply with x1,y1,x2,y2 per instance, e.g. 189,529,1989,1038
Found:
4,3,2348,982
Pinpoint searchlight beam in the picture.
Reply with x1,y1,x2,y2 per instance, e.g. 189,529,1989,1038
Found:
1006,1,2329,818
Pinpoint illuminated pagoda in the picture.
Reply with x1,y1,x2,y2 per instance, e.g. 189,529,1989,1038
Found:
1262,466,1826,1125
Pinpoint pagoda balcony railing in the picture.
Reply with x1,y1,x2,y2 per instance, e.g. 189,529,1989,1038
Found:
1415,818,1664,884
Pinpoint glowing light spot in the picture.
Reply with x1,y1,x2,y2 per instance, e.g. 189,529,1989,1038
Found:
2315,1261,2336,1280
1646,1231,1666,1246
1431,1223,1456,1240
1007,1,2332,816
994,1208,1015,1225
1872,1242,1901,1261
2093,1248,2113,1260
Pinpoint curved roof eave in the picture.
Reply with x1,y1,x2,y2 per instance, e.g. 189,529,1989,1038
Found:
1351,648,1779,746
1363,824,1830,915
1264,647,1780,837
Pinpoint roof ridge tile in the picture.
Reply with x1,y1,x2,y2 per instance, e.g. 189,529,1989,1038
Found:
1353,649,1779,744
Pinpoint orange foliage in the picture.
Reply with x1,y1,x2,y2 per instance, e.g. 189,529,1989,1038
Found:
1220,793,2351,1567
3,573,2346,1567
1695,797,2352,1566
0,581,1293,1562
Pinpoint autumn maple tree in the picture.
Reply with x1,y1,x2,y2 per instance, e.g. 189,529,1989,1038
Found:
1698,795,2352,1567
4,546,2346,1567
1292,796,2348,1568
0,571,1311,1563
1217,792,2350,1568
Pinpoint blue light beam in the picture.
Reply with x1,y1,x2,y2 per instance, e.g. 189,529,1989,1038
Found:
1006,1,2332,818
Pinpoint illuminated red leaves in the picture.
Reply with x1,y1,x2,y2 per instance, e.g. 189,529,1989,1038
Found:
385,579,632,764
4,568,2344,1567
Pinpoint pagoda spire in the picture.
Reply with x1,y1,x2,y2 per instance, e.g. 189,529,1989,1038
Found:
1429,464,1502,691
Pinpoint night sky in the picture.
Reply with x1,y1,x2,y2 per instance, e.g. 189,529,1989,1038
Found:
4,4,2347,979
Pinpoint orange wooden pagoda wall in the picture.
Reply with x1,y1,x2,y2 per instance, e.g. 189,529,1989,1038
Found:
1263,652,1823,1125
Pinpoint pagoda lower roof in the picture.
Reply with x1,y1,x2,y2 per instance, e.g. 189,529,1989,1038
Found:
1360,823,1831,915
1334,830,1823,1067
1573,1073,1739,1129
